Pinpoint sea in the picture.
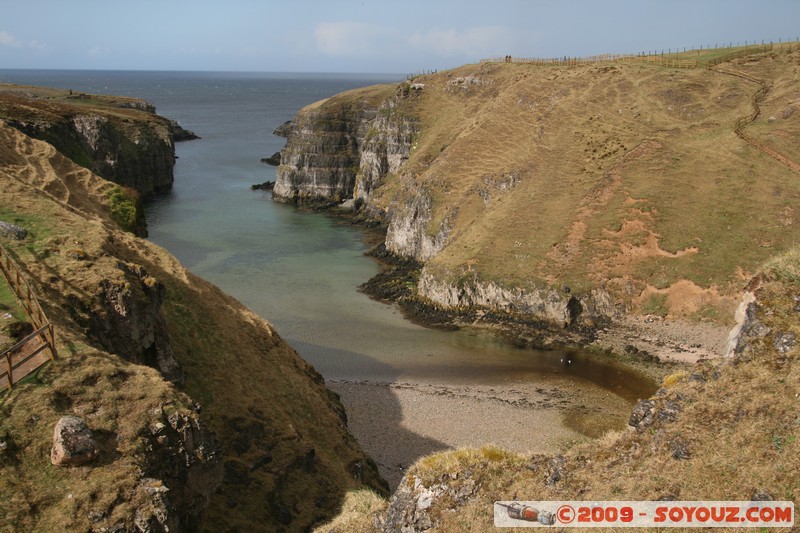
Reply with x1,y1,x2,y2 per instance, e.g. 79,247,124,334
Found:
0,69,653,402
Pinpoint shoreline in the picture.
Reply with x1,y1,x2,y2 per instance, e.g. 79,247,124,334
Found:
319,202,731,490
329,378,633,489
351,234,729,369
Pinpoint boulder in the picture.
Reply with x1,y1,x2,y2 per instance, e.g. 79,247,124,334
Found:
0,221,27,240
251,181,275,191
260,152,281,166
50,416,98,467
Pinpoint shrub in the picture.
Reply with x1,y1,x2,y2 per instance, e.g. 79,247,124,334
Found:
107,186,142,233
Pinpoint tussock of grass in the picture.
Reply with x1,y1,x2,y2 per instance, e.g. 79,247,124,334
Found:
761,245,800,282
414,445,524,487
312,489,387,533
662,370,690,388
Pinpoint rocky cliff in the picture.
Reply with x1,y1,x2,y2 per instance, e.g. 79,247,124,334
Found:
0,109,385,530
273,83,417,206
0,84,178,198
275,48,800,336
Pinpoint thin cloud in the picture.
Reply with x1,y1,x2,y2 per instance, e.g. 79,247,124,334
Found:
0,31,47,53
88,45,111,57
29,40,47,52
315,21,395,56
409,26,542,58
0,30,23,48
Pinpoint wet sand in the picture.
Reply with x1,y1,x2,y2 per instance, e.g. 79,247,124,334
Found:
329,379,633,489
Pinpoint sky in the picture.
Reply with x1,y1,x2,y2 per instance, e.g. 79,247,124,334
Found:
1,0,799,73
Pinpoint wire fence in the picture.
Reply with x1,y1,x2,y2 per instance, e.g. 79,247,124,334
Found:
481,39,799,69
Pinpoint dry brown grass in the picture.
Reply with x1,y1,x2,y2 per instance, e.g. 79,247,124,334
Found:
368,48,800,323
312,489,387,533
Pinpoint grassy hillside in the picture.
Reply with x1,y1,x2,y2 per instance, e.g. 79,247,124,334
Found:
370,46,800,323
0,120,385,531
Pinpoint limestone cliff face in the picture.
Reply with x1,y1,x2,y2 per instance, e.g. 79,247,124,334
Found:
273,85,417,205
354,98,417,204
384,185,454,261
0,89,176,198
273,100,378,202
10,112,175,198
418,269,616,326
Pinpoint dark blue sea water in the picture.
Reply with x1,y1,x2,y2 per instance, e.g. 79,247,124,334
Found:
0,69,653,401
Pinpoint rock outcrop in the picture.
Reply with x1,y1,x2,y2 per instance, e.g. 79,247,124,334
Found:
0,221,27,240
83,261,184,385
273,84,417,206
142,403,223,529
385,185,454,261
418,269,616,327
50,416,99,467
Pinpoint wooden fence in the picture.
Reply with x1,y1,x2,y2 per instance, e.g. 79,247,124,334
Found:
0,244,57,391
705,44,773,66
715,66,800,174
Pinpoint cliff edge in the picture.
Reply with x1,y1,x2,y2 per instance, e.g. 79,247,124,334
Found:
0,83,183,201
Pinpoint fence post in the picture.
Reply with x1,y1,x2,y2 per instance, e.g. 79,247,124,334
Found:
6,352,12,390
48,323,57,360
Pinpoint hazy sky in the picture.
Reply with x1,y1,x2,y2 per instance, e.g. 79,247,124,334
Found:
1,0,799,73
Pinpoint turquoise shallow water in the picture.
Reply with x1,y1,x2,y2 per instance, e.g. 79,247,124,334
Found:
0,69,655,402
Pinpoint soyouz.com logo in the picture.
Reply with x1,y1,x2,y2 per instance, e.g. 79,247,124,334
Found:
494,501,794,528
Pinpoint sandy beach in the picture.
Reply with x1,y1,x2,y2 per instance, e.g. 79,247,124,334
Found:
328,315,732,489
329,378,633,489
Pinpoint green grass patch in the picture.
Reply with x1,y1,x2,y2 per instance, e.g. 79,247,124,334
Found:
691,302,725,323
640,293,669,316
106,186,142,233
0,207,55,261
0,280,26,322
